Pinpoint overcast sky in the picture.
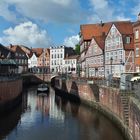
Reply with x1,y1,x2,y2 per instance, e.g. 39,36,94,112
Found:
0,0,139,48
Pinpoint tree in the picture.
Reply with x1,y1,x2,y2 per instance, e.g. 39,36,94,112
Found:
75,44,80,55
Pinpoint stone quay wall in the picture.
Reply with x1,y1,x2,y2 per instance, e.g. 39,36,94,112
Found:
54,78,136,140
129,97,140,140
0,79,23,112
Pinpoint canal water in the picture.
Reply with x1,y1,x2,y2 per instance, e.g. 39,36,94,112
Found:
0,87,125,140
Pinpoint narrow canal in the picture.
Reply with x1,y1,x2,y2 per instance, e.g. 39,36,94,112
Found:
0,86,125,140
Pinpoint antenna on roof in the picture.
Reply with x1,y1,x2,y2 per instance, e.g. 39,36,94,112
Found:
100,20,104,26
138,13,140,21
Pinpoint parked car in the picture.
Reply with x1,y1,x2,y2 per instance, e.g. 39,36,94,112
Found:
130,76,140,82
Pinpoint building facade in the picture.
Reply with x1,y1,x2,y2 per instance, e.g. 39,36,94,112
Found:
9,45,28,73
64,55,79,75
85,37,105,78
105,22,134,78
50,46,76,73
133,13,140,72
79,21,134,78
79,23,111,77
0,44,17,75
50,46,65,73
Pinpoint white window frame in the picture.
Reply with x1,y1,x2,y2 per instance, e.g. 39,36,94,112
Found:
135,30,139,39
136,46,139,57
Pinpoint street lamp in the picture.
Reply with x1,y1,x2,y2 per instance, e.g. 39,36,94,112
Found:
110,57,113,74
95,67,98,77
120,59,125,76
87,64,89,78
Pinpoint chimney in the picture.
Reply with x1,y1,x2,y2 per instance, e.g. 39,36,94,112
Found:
138,13,140,21
10,44,13,48
100,20,104,26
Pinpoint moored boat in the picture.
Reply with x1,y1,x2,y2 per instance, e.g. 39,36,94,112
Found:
37,83,49,94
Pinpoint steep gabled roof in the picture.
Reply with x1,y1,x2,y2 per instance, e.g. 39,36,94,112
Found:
65,55,79,60
111,21,134,50
94,36,105,50
64,47,76,58
81,21,133,51
8,45,28,59
0,44,15,59
80,22,112,41
113,21,133,35
32,48,43,57
80,21,133,40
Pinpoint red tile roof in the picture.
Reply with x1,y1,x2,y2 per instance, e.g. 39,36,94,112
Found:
32,48,43,57
65,55,79,60
133,21,140,27
8,45,28,58
80,22,112,41
80,21,133,50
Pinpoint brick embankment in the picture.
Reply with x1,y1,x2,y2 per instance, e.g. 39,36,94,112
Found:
0,79,23,113
53,78,134,140
129,96,140,140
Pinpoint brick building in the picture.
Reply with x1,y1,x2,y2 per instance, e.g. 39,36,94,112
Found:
133,13,140,72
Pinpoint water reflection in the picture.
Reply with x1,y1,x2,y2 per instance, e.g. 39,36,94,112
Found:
0,87,125,140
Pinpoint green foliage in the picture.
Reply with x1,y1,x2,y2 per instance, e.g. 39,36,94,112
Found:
75,44,80,55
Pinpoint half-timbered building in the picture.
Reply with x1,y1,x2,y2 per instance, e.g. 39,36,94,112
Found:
105,21,134,78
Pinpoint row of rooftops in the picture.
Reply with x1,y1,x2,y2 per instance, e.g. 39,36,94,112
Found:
0,44,79,60
80,20,137,51
80,13,140,40
80,20,133,41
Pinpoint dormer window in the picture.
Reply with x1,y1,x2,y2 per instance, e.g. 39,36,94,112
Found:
126,36,130,44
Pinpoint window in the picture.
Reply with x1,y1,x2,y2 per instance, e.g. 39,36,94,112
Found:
106,52,109,61
126,36,130,44
119,50,123,59
101,56,103,63
60,60,62,65
135,30,139,39
136,46,139,57
94,45,97,52
116,36,120,45
114,51,117,60
22,59,24,64
110,52,113,59
111,27,115,35
136,66,140,72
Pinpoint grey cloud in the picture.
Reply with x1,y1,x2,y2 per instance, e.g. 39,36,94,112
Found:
3,0,83,24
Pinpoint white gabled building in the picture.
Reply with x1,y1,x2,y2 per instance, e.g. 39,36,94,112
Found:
64,55,79,74
50,46,76,73
105,22,134,78
28,52,38,68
